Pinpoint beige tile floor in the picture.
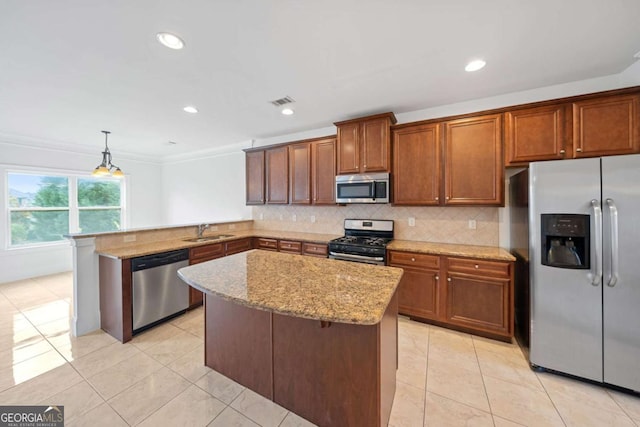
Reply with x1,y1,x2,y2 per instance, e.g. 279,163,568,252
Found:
1,272,640,426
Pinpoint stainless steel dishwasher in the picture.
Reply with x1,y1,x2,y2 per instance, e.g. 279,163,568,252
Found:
131,249,190,334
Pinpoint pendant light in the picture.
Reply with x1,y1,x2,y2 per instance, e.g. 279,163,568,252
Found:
92,130,124,178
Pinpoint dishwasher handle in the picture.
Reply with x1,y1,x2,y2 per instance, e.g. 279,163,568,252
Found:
131,249,189,272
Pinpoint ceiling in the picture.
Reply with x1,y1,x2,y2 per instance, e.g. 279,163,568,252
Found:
1,0,639,160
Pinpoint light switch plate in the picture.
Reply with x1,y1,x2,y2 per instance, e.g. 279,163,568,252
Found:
310,215,316,223
408,217,415,227
468,220,477,229
292,214,297,222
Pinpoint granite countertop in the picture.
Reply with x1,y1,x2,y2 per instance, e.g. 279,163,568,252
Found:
178,249,404,325
96,230,341,259
387,240,516,262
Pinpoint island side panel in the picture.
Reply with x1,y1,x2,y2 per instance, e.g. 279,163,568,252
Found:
98,256,132,343
204,294,273,399
272,305,397,427
379,291,398,427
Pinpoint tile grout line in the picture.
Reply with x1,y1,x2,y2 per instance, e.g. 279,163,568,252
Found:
469,335,497,427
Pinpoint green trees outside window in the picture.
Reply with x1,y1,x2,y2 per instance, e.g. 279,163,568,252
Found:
8,173,123,246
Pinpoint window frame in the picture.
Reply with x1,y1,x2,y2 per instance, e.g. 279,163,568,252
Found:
5,167,127,249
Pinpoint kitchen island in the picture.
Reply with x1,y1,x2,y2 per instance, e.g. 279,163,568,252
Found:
178,249,404,427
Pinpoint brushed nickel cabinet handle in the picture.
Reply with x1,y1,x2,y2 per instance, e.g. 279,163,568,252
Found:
435,197,439,201
559,149,566,154
576,148,583,152
411,257,416,262
475,264,479,269
435,275,439,280
447,277,451,282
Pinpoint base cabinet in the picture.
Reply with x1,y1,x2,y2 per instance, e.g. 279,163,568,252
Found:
390,250,514,341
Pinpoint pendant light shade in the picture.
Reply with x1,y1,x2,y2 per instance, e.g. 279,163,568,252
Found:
92,131,124,178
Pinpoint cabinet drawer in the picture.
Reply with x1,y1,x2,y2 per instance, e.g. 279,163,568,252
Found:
279,240,302,253
257,238,278,251
225,238,252,255
388,251,440,270
447,257,510,278
190,243,224,263
302,242,328,257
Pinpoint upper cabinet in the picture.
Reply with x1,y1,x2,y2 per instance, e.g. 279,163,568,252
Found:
392,123,441,205
246,150,265,205
289,142,311,204
335,112,397,175
311,137,337,204
289,137,336,205
443,114,504,206
572,93,639,158
266,146,289,204
505,104,568,166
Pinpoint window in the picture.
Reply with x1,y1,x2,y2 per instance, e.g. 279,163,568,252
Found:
7,172,124,247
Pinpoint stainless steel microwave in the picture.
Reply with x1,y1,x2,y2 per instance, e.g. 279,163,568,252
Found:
335,173,390,204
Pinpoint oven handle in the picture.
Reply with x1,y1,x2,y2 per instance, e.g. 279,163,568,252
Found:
329,251,385,264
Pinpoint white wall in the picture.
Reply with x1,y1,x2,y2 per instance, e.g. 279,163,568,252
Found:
161,148,252,224
0,140,163,283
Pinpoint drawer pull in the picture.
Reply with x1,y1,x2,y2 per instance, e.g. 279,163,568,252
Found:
435,275,439,280
447,277,451,282
475,264,479,269
411,257,416,262
576,148,583,152
560,149,566,154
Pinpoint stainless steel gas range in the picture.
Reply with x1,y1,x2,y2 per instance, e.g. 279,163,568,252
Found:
328,219,394,265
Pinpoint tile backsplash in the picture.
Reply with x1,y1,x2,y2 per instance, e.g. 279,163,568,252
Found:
252,205,499,246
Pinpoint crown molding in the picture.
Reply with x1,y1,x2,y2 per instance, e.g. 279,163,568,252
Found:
161,140,252,164
0,132,163,164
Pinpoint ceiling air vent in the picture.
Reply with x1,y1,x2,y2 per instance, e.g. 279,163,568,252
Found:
270,96,295,107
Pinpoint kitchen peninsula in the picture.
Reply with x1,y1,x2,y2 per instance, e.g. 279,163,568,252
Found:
178,249,404,427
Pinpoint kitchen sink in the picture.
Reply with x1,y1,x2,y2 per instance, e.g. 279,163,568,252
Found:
183,234,234,242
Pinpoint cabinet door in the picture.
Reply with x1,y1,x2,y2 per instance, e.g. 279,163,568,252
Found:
311,138,336,204
245,151,265,205
445,273,511,336
266,146,289,204
336,122,360,174
443,114,504,206
397,268,440,321
289,143,311,204
361,118,391,173
573,94,639,158
392,123,441,205
505,104,568,165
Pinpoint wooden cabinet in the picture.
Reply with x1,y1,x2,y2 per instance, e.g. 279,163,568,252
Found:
189,243,225,307
256,237,278,251
302,242,328,258
311,137,336,204
389,250,514,341
392,123,441,205
225,238,253,255
505,104,569,165
290,137,337,205
443,114,504,206
444,257,513,339
289,142,311,204
278,240,302,254
266,146,289,204
388,251,441,321
335,112,397,175
246,150,265,205
572,93,639,158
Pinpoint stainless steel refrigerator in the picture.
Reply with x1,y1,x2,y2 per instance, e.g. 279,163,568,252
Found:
528,154,640,391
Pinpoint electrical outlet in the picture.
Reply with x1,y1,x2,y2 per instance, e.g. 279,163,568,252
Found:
228,224,235,230
310,215,316,223
468,220,477,230
210,225,218,231
279,214,283,220
259,213,264,220
292,214,297,222
408,217,415,227
123,235,136,243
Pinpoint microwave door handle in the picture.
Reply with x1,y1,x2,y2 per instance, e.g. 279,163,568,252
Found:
605,198,619,287
591,199,603,286
372,181,376,201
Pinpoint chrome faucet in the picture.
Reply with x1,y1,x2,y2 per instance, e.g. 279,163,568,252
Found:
197,223,210,238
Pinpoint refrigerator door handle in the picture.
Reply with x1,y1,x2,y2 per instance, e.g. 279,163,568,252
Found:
591,199,603,286
605,198,619,287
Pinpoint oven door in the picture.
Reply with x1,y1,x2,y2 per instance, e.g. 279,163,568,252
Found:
329,251,385,265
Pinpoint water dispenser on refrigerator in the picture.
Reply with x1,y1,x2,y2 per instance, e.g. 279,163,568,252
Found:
540,214,590,269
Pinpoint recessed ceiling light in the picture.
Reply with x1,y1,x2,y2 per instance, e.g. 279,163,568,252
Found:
183,106,198,114
281,107,294,116
157,32,185,50
465,59,486,72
